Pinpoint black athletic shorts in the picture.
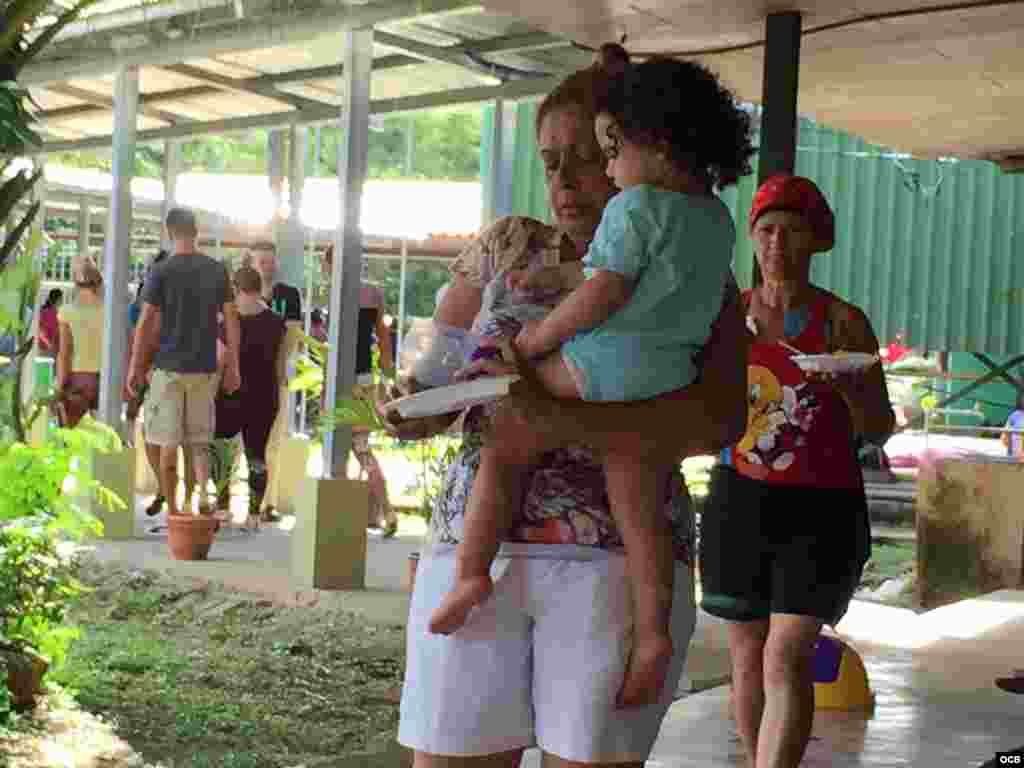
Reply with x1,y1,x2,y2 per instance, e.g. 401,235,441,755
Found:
698,465,871,626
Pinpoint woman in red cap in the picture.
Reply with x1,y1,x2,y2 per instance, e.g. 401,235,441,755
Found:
699,174,895,768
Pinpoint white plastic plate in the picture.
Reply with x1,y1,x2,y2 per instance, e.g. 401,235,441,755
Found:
384,375,521,419
791,353,879,374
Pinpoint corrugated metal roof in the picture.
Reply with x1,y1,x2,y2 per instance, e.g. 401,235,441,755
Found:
487,105,1024,355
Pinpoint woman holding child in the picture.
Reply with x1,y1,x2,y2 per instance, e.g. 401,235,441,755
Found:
388,45,751,767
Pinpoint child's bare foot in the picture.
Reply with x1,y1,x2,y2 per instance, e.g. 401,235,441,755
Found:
616,632,674,709
428,575,494,634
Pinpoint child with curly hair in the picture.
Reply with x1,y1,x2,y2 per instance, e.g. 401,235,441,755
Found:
430,45,754,707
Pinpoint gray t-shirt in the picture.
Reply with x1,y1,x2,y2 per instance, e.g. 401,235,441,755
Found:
142,252,232,373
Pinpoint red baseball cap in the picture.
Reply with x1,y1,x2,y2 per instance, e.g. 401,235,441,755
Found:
749,174,835,252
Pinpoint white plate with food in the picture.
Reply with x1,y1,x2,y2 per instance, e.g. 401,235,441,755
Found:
384,375,521,419
790,352,879,374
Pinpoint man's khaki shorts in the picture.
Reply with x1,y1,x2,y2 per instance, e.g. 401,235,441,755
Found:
144,369,218,447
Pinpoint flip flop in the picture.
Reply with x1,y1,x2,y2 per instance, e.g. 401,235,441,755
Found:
996,669,1024,695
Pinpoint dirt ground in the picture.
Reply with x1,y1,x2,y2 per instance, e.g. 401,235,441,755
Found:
1,557,411,768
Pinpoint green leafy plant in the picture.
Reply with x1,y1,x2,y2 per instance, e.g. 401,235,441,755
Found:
208,436,241,502
290,331,390,433
0,418,123,720
0,524,84,666
0,0,126,721
0,415,124,532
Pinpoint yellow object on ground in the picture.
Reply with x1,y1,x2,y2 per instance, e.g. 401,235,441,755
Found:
813,634,875,710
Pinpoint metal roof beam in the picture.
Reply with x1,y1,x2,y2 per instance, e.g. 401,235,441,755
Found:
35,75,556,153
46,83,190,126
447,31,567,56
161,63,328,111
375,29,498,72
374,29,563,80
20,0,477,85
36,55,420,121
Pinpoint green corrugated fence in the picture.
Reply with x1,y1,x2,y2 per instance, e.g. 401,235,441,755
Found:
483,104,1024,356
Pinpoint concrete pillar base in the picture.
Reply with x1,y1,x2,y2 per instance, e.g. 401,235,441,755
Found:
90,448,136,539
275,434,311,517
291,475,368,590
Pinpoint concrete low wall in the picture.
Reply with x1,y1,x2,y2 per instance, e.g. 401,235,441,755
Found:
917,458,1024,608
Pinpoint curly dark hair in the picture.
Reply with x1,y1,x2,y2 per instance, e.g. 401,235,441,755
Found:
598,57,755,189
535,44,631,139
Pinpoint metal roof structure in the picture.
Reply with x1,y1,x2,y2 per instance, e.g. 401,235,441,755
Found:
480,0,1024,167
18,0,1024,167
21,0,588,151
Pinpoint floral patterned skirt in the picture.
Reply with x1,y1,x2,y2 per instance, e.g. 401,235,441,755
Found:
428,411,694,565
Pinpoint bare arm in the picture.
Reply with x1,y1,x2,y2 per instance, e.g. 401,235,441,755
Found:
222,301,241,376
435,275,483,330
828,302,896,444
382,274,485,440
284,320,303,359
128,303,161,380
56,322,73,391
375,312,394,372
525,270,632,357
275,333,288,387
502,279,749,462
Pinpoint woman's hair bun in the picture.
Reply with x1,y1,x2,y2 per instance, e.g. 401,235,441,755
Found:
594,42,630,76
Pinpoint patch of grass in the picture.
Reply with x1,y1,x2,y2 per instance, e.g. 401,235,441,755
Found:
869,541,916,579
32,562,407,768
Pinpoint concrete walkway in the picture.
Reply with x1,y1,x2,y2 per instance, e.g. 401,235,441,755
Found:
90,496,1024,767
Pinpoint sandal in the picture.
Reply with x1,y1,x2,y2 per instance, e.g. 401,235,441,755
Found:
260,506,281,524
145,495,165,517
996,669,1024,695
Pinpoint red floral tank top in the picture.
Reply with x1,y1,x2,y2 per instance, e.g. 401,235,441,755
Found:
730,290,862,489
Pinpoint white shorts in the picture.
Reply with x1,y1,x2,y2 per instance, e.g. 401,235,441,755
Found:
398,548,696,763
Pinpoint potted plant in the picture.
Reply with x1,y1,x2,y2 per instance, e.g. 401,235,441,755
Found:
1,0,113,716
166,510,219,560
0,417,123,714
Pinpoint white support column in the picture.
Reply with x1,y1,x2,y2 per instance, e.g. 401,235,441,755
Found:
161,140,181,248
397,238,408,369
97,64,138,429
31,158,47,276
77,201,91,280
292,26,373,592
323,26,372,477
484,97,517,223
284,123,308,432
268,130,285,221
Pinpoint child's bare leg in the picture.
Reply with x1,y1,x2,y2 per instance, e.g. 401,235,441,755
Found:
428,442,529,634
533,351,582,399
429,404,559,635
604,454,675,709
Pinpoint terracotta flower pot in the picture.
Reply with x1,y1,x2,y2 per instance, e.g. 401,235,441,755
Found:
2,647,49,712
167,513,218,560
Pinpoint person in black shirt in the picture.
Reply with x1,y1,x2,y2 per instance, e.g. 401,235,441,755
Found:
251,244,302,520
252,244,302,323
213,266,287,526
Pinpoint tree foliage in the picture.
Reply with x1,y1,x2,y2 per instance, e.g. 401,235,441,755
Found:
48,108,483,182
